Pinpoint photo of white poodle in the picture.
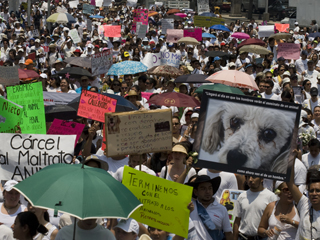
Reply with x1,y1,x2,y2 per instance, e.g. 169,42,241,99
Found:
200,100,297,174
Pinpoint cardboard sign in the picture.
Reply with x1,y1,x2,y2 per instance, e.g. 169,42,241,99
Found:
133,9,149,31
197,0,209,15
68,29,81,44
166,29,184,43
122,166,192,238
91,0,96,5
83,4,95,14
91,50,113,76
47,119,85,147
193,90,301,181
258,25,275,38
184,28,202,41
78,90,117,122
194,16,225,27
0,98,23,133
155,2,163,6
0,133,76,181
103,25,121,37
275,23,289,33
277,43,300,60
0,66,19,86
43,92,79,106
161,18,174,34
105,109,172,156
7,82,46,134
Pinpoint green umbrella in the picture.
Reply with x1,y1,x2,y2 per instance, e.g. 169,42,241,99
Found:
13,164,142,220
195,84,245,95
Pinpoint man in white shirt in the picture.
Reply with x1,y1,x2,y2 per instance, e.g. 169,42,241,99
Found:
302,87,320,112
295,50,308,74
304,60,319,88
261,79,281,100
302,138,320,169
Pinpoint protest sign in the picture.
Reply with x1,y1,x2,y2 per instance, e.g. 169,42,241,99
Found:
78,90,117,122
155,1,163,6
193,90,301,181
132,9,148,31
136,23,148,39
47,119,85,147
69,1,79,8
0,66,19,86
258,25,275,38
275,23,289,33
122,166,192,238
7,82,46,134
28,52,36,60
0,133,76,181
166,29,183,43
91,50,113,76
41,2,48,10
277,43,300,60
160,51,181,67
103,25,121,37
197,0,209,15
83,4,95,14
127,0,138,7
32,29,40,37
161,18,174,34
141,53,161,69
91,0,96,5
184,28,202,41
57,6,68,13
0,98,23,133
103,0,112,6
105,109,172,156
68,29,81,44
87,19,92,32
194,16,225,27
43,92,79,106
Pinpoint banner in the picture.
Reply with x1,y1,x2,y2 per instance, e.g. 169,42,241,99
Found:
193,90,301,181
132,9,148,31
197,0,209,15
91,50,113,76
275,23,289,33
0,66,19,86
141,53,161,69
83,4,95,14
258,25,275,38
0,133,76,181
184,28,202,41
277,43,300,60
141,52,181,69
78,90,117,122
47,119,85,147
161,18,174,34
68,29,81,44
7,82,46,134
166,29,183,43
43,92,79,105
105,109,172,156
122,166,192,238
194,16,225,27
0,98,23,133
103,25,121,37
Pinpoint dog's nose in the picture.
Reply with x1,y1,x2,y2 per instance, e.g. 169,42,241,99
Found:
227,149,247,167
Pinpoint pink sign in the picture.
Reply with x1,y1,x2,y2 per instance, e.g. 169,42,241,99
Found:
90,0,96,5
275,23,289,33
277,43,300,60
183,28,202,41
166,29,184,43
103,25,121,37
141,92,153,100
47,119,85,147
77,90,117,122
132,9,149,31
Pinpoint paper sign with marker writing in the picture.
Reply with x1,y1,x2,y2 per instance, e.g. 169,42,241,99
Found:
194,16,225,27
0,66,19,86
275,23,289,33
103,25,121,37
83,4,95,14
277,43,300,60
91,50,113,76
161,18,174,34
0,133,76,181
7,82,46,134
78,90,117,122
141,53,161,69
69,1,79,8
104,109,172,156
166,29,183,43
103,0,112,6
184,28,202,41
69,29,81,44
136,23,148,39
258,25,275,38
122,166,192,238
47,119,85,147
197,0,209,15
132,9,148,31
0,98,23,133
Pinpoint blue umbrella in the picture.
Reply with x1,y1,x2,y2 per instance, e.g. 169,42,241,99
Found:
210,24,231,32
202,33,216,38
309,32,320,38
199,12,216,17
107,61,148,75
89,15,104,19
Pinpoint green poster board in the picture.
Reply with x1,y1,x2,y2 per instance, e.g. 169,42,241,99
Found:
0,97,23,133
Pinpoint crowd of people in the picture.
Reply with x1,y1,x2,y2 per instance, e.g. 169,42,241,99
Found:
0,0,320,239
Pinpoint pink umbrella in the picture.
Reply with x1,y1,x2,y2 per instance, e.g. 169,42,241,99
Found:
174,13,187,18
18,69,40,79
205,70,259,90
231,32,250,39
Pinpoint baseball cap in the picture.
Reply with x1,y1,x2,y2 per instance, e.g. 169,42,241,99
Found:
40,73,47,79
123,51,130,58
35,39,40,43
277,56,285,62
4,180,18,192
301,50,308,56
114,218,139,234
168,42,174,47
310,87,318,96
295,22,299,25
84,155,109,171
18,48,24,52
24,59,34,65
229,62,236,68
214,56,221,61
283,71,290,76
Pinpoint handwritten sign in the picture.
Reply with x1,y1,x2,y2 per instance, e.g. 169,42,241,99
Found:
0,66,19,86
68,1,79,8
0,133,76,181
141,53,161,69
28,52,36,60
277,43,300,60
47,119,85,147
32,29,40,37
133,9,148,32
7,82,46,134
103,25,121,37
103,0,112,6
78,90,117,122
197,0,209,15
166,29,184,43
275,23,289,33
184,28,202,41
105,109,172,156
141,52,181,69
0,98,23,133
258,25,275,38
136,23,148,39
127,0,138,7
91,50,113,76
83,4,95,14
161,18,174,34
194,16,225,27
122,166,192,238
68,29,81,44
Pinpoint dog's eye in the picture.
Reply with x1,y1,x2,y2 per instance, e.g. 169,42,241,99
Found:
230,117,243,132
260,129,277,143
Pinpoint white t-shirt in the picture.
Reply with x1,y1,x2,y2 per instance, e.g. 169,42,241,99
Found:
159,166,196,184
302,152,320,169
261,92,281,101
0,203,27,228
94,154,129,176
294,158,307,185
302,98,320,112
197,169,238,198
0,225,13,240
113,165,156,182
234,188,277,236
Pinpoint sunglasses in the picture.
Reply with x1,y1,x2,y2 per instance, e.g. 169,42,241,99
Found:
265,86,272,89
121,87,128,89
145,82,151,85
173,123,180,126
113,84,120,86
265,76,273,79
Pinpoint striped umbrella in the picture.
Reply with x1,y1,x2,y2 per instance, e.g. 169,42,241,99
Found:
47,13,76,23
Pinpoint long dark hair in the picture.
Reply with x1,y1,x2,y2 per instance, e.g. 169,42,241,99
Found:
17,212,48,237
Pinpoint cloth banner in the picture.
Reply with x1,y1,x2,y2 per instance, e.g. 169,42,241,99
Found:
166,29,183,43
91,50,113,76
0,66,19,86
43,92,79,106
68,1,79,8
141,52,181,69
0,98,23,133
184,28,202,41
277,43,300,60
83,4,95,14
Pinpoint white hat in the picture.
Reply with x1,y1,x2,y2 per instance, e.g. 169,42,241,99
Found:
301,110,308,119
3,180,18,192
106,89,115,94
229,62,236,68
18,48,24,52
282,77,290,85
40,73,47,79
35,39,40,43
87,43,94,48
191,112,199,118
134,165,156,176
295,21,299,25
63,27,70,32
283,71,290,76
274,181,283,190
142,37,149,42
114,218,139,234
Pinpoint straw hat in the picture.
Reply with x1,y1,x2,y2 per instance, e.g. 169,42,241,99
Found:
125,90,141,100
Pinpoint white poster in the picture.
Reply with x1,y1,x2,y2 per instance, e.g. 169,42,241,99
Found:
258,25,275,38
141,52,182,69
0,133,76,181
136,22,148,39
43,92,79,106
91,50,113,76
161,18,174,34
197,0,209,15
141,53,161,69
69,1,79,8
103,0,113,6
127,0,138,7
68,29,81,44
87,19,92,32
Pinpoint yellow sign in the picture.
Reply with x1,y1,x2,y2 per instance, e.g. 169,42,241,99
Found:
122,166,193,238
194,16,225,27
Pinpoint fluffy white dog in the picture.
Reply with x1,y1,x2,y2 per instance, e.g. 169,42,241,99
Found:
201,103,296,173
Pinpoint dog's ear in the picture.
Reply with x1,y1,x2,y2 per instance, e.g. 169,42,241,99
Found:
201,107,225,154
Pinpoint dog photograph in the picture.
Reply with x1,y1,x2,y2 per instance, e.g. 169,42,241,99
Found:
107,115,121,134
198,96,299,175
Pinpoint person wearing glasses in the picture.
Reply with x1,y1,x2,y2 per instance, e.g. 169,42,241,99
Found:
295,50,308,74
144,78,159,93
304,60,320,88
261,79,281,101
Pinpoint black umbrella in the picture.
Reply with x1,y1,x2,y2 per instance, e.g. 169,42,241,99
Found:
45,105,78,122
175,74,210,83
57,67,92,78
205,51,230,59
64,57,92,68
68,93,138,112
